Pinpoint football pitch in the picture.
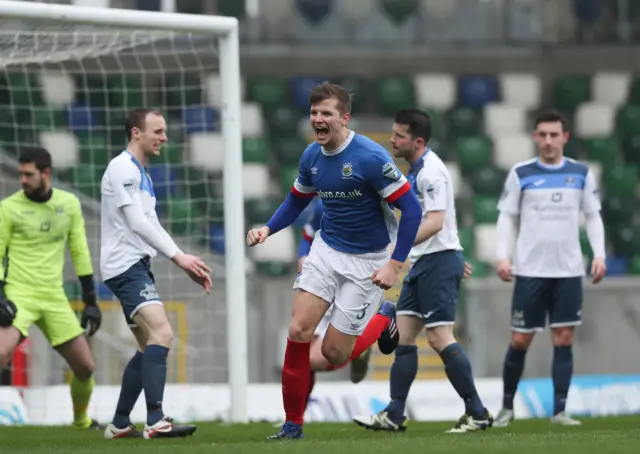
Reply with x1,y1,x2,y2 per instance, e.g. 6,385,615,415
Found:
2,416,640,454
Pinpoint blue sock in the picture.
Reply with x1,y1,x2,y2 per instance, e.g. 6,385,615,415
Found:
439,343,485,418
113,351,144,429
142,345,169,425
502,345,527,410
385,345,418,418
552,346,573,415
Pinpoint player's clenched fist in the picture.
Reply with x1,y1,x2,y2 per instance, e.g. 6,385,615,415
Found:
247,226,270,247
371,260,403,290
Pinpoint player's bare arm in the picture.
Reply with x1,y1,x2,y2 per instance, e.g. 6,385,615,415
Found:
413,210,444,246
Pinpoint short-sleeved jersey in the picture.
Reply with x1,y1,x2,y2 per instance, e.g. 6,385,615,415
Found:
100,150,158,281
498,158,601,277
302,197,324,242
0,189,93,291
293,131,410,255
407,150,461,266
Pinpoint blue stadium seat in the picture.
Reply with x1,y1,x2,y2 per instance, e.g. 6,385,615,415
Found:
147,164,178,200
97,282,114,300
181,105,219,135
208,223,225,254
296,0,333,24
458,75,499,109
64,103,101,133
603,256,627,277
290,76,325,112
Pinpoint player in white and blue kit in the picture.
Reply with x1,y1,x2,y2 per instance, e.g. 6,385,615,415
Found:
100,108,212,440
247,83,422,439
353,109,493,434
494,110,606,427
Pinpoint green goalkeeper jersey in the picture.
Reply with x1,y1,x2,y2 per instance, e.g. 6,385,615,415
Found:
0,188,93,291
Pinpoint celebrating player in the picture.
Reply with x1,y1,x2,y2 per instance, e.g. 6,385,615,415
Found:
247,82,422,440
353,109,493,433
0,147,102,430
101,108,212,440
493,109,606,427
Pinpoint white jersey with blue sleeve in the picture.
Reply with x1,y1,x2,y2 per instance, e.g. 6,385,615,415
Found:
293,130,410,255
100,151,158,280
407,150,461,266
498,158,601,277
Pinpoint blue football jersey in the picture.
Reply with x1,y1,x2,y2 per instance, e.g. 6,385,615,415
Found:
292,131,410,254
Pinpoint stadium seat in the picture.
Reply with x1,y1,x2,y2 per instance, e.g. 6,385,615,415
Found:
413,73,456,110
456,135,492,173
473,195,499,224
188,132,224,172
458,75,498,109
376,76,415,115
602,196,635,225
76,132,111,167
424,108,446,140
499,72,541,110
217,0,246,18
469,166,507,196
484,103,527,139
266,106,305,138
0,72,43,108
586,161,603,187
108,75,144,109
494,133,535,171
592,71,631,108
161,73,202,116
245,198,284,225
37,71,74,107
65,103,101,133
553,75,590,113
242,137,270,164
582,136,620,166
255,261,295,277
74,75,108,109
444,161,462,195
39,131,78,168
147,164,179,201
335,76,370,113
279,166,299,194
563,138,583,159
457,227,475,255
627,255,640,275
447,106,482,137
165,195,199,235
247,76,288,110
628,75,640,105
241,102,265,138
473,223,498,264
182,106,219,135
208,223,226,254
251,222,295,261
63,281,81,300
181,166,216,209
296,0,333,24
574,102,615,138
463,257,487,278
69,165,102,199
611,226,640,257
603,164,638,198
154,141,183,165
243,164,271,200
622,135,640,165
32,107,66,131
615,104,640,141
381,0,419,24
273,136,306,167
290,76,325,112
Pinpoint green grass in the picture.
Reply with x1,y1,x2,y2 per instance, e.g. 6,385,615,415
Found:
2,416,640,454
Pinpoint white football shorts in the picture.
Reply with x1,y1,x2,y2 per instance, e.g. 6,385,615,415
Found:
294,233,387,336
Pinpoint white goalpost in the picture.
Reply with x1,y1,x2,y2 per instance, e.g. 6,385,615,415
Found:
0,1,248,423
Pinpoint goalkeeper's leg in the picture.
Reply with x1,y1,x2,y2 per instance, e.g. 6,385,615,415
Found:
0,326,23,369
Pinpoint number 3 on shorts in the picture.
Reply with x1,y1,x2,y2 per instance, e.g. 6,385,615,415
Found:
356,302,371,320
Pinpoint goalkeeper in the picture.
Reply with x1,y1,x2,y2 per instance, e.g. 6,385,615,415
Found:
0,147,103,430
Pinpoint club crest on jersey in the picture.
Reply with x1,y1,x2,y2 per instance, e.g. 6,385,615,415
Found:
382,162,401,181
551,192,563,202
342,162,353,178
425,180,438,200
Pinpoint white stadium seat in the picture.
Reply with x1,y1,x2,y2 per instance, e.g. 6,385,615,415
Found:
241,102,265,138
484,103,527,139
38,71,75,107
474,223,499,264
500,72,541,110
414,73,456,110
39,131,78,168
445,161,462,195
494,133,536,171
242,164,270,200
250,224,295,262
188,132,224,172
206,73,246,107
592,71,631,108
337,0,376,22
575,102,615,138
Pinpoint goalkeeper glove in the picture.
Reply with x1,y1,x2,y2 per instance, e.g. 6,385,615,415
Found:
78,275,101,336
0,281,17,327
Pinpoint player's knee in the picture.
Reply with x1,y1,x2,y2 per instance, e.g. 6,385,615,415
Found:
511,332,534,350
288,319,316,343
147,322,173,348
321,342,349,365
426,326,455,353
552,327,574,346
73,358,95,379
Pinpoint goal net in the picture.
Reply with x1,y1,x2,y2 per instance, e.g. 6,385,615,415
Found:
0,4,247,425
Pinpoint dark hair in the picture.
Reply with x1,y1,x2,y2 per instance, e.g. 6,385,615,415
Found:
309,81,352,114
18,147,52,172
125,108,163,141
394,108,432,143
534,109,568,132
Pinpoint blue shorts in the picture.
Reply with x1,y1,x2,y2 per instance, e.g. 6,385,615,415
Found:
104,257,162,327
511,276,583,332
396,250,464,327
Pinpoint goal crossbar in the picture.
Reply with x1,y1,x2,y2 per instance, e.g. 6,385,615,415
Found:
0,0,248,423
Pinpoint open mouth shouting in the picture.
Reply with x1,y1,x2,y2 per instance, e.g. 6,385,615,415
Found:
314,125,330,143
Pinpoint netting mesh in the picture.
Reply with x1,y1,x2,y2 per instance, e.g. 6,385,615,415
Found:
0,20,230,395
